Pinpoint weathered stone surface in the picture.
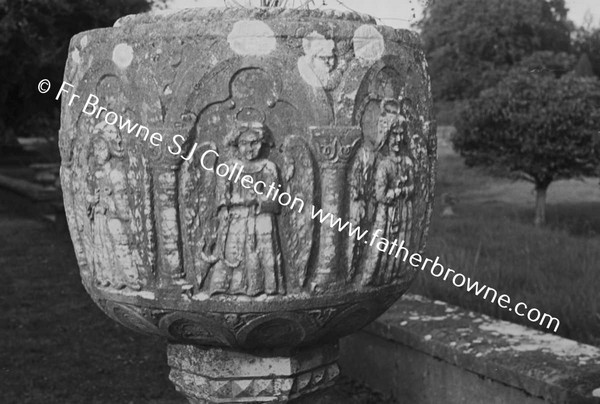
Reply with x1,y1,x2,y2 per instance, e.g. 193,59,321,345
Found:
341,294,600,403
60,6,435,403
168,343,339,403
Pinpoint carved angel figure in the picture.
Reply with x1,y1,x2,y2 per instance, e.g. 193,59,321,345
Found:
87,122,141,290
207,119,285,296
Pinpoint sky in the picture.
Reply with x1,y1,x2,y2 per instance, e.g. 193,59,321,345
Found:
166,0,600,30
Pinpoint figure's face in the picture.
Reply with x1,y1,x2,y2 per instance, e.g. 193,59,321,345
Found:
103,124,124,157
94,140,110,164
383,101,400,116
311,46,336,73
389,130,402,154
314,53,336,72
303,33,336,73
389,122,407,155
238,130,264,161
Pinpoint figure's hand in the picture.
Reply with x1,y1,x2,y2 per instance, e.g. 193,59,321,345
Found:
396,178,408,189
400,185,414,198
86,192,99,204
357,200,366,218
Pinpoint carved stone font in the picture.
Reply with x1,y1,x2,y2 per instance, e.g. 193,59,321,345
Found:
60,8,436,403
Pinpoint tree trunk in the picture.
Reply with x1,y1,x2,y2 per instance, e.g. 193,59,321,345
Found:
534,184,548,227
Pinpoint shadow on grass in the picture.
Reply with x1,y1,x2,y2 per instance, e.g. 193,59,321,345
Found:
510,202,600,238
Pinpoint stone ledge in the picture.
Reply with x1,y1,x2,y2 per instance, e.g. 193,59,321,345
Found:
114,7,378,27
340,294,600,404
0,173,59,201
107,7,421,48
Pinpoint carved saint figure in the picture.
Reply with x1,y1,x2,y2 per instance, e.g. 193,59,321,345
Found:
363,99,415,285
207,116,285,296
87,122,141,290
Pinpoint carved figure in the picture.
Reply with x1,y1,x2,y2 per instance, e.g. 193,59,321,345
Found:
363,99,415,285
207,112,285,296
87,122,141,290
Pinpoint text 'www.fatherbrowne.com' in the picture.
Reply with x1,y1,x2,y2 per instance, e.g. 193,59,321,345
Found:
310,206,560,333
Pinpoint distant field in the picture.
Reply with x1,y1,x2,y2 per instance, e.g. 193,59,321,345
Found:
411,126,600,346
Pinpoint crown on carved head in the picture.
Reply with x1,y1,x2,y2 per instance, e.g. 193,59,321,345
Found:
225,107,271,147
235,107,266,131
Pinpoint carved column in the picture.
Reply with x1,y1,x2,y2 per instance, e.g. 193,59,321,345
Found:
59,7,436,403
309,126,362,291
154,164,185,287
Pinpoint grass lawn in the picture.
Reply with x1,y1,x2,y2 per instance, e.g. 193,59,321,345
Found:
0,192,181,403
410,128,600,346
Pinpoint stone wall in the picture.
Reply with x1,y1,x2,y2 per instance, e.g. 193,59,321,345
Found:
340,294,600,404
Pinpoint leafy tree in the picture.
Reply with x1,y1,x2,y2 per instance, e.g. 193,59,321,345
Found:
517,50,576,77
453,52,600,226
418,0,573,101
0,0,154,159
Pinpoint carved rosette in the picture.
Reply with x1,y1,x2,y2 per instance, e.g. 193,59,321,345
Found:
60,7,435,403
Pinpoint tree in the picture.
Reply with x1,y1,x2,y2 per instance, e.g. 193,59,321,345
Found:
0,0,154,159
573,27,600,78
418,0,573,101
453,52,600,226
573,53,595,78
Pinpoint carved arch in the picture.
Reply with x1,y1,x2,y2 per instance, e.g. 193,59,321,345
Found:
174,57,325,295
167,56,334,158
